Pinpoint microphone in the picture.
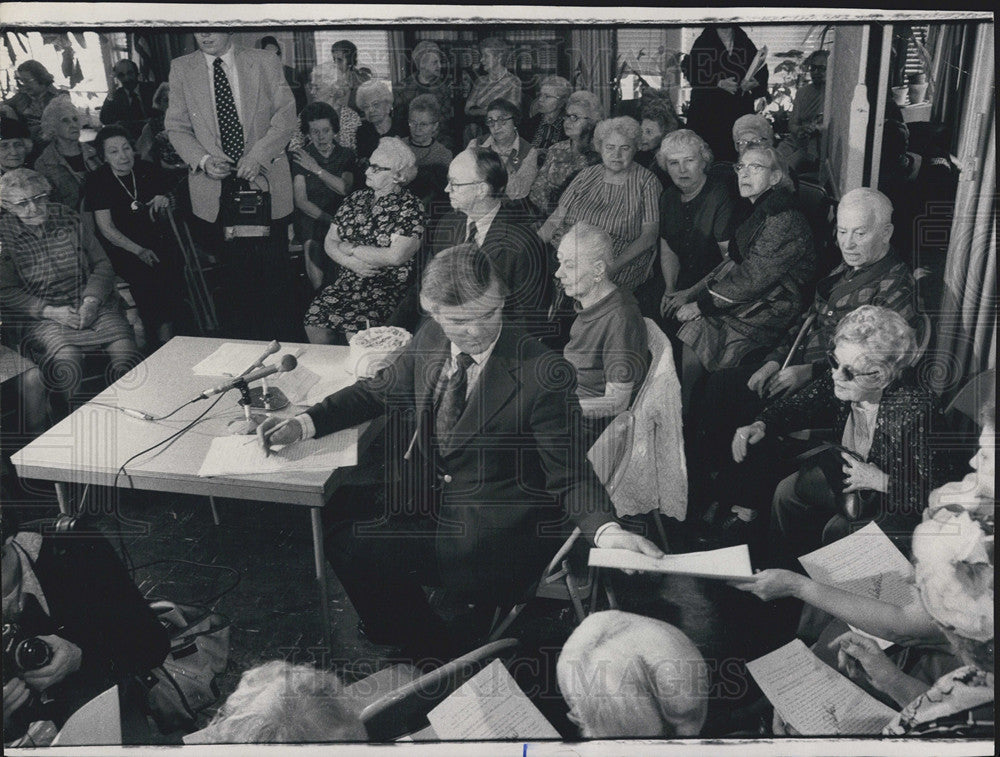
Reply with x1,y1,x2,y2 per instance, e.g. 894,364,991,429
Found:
195,355,297,400
243,340,280,374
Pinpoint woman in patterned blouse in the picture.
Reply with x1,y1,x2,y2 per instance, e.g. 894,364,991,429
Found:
471,98,538,201
303,138,425,344
0,169,139,411
528,90,602,218
539,116,660,292
464,37,521,144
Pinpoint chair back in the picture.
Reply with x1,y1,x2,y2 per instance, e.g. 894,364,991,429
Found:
359,638,519,741
51,686,122,746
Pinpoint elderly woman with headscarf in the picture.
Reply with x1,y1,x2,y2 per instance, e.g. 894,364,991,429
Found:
540,116,661,292
470,97,538,201
303,137,424,344
0,61,61,149
0,169,139,408
32,99,101,211
354,79,405,163
524,75,571,158
732,306,939,560
557,610,709,738
395,40,455,148
667,145,813,409
527,90,602,217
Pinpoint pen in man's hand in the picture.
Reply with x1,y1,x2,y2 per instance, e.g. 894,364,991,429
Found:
259,418,293,457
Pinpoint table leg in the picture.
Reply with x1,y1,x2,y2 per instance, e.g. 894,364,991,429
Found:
208,496,220,526
54,482,71,515
311,508,333,654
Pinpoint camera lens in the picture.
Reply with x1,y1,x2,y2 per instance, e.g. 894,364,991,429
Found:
15,637,54,671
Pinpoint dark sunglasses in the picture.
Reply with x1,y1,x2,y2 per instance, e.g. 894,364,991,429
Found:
826,351,879,382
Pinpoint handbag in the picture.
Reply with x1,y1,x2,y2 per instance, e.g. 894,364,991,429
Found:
136,601,230,733
219,176,271,240
793,442,880,521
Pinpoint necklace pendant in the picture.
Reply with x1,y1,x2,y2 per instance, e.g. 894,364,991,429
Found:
131,200,140,211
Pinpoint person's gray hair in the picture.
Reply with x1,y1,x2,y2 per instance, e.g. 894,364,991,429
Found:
194,661,366,743
566,90,604,123
731,113,774,145
0,167,52,199
355,79,393,114
839,187,894,228
39,96,79,141
657,128,713,171
557,610,709,739
834,305,917,385
419,243,506,312
559,221,614,270
540,75,572,102
373,136,418,185
408,93,442,123
740,145,794,192
593,117,641,153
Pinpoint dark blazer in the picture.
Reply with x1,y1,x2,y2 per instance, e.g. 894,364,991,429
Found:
99,82,158,139
389,201,550,332
305,319,614,594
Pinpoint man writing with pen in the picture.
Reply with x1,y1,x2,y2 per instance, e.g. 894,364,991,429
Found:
165,31,299,341
258,244,663,664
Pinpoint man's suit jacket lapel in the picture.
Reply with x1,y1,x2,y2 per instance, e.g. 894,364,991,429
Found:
186,54,218,147
235,48,259,134
440,326,519,457
413,331,452,459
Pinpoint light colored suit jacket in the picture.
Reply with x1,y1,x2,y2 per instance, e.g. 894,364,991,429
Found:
165,46,296,222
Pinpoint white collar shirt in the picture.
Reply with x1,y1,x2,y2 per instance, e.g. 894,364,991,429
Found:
203,46,242,122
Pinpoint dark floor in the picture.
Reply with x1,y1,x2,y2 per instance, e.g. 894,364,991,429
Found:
2,458,790,741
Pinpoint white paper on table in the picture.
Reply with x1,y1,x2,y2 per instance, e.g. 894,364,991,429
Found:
268,364,321,404
798,522,917,649
426,659,559,740
747,639,898,735
588,544,754,581
197,428,357,477
191,343,285,376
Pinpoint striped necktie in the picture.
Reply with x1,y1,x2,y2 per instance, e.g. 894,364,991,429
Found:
213,57,244,162
435,352,474,442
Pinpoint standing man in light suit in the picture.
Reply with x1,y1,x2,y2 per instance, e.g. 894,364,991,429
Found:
166,31,300,340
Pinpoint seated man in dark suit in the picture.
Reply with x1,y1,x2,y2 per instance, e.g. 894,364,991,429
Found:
98,60,156,141
388,147,550,334
258,244,662,663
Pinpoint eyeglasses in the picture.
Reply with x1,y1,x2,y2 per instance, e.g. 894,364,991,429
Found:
826,351,879,382
367,163,393,173
564,114,590,123
485,116,513,127
445,178,484,189
408,120,437,128
733,162,771,175
6,192,48,209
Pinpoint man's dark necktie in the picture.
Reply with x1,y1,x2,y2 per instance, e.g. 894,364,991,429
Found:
435,352,474,441
213,57,244,162
465,221,477,246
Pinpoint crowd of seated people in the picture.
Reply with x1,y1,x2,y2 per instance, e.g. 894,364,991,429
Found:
1,28,992,746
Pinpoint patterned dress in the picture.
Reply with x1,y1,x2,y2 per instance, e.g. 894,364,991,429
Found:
552,162,661,290
303,187,425,335
528,139,599,217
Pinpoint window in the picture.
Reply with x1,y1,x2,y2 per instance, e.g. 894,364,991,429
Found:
313,30,392,86
616,28,668,100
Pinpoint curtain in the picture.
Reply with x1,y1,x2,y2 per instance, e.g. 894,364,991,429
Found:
929,23,974,147
934,23,996,397
293,30,316,82
129,32,189,84
388,30,407,88
569,28,614,117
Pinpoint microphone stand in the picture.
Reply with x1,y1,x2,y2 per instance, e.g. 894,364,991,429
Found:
227,378,267,435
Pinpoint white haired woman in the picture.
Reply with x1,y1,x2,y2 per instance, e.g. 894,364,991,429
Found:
524,75,572,156
32,98,101,210
668,145,814,410
557,610,709,738
539,116,660,291
0,169,140,412
303,137,424,344
732,306,938,561
355,79,404,163
528,90,602,217
395,40,454,148
186,661,366,743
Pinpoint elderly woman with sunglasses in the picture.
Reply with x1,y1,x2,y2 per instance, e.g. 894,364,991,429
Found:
732,306,941,559
0,169,139,409
668,145,814,409
303,137,424,344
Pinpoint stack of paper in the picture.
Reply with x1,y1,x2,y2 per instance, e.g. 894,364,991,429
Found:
197,428,357,477
798,522,917,648
427,659,559,740
589,544,754,581
747,639,898,735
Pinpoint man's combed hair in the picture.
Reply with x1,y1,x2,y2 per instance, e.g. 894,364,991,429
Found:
420,243,505,310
